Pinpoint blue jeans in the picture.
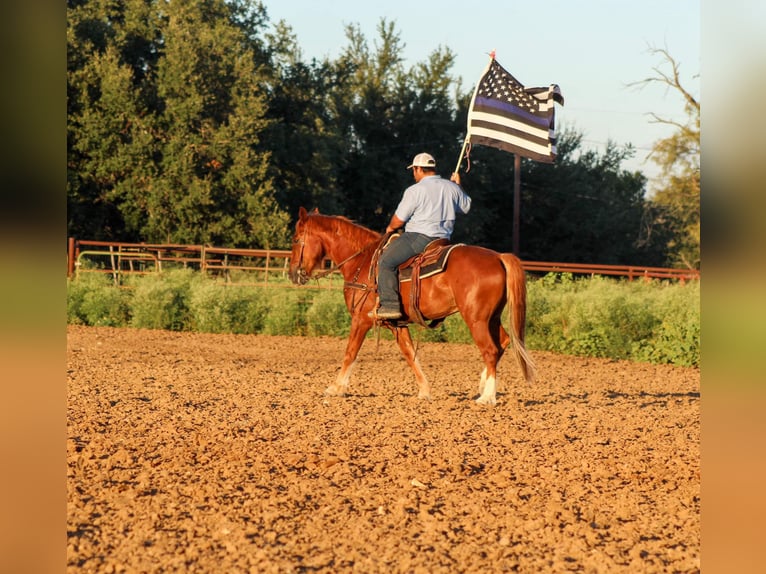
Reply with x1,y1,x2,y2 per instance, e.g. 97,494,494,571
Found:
377,232,435,309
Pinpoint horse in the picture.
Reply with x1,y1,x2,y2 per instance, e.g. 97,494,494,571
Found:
288,207,536,405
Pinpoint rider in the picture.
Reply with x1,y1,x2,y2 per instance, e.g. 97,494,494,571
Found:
373,152,472,320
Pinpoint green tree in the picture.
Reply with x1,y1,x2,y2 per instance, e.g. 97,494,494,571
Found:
330,20,462,230
450,124,671,265
261,20,346,218
633,47,700,268
522,130,663,265
68,6,684,267
67,0,153,240
67,0,290,247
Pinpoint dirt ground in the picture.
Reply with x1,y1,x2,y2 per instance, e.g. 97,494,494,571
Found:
67,325,700,573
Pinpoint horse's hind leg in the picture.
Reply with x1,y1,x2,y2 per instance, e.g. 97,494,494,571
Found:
478,315,511,393
394,327,432,400
463,318,504,405
473,312,512,403
492,314,511,355
325,318,371,396
476,360,499,406
479,367,487,395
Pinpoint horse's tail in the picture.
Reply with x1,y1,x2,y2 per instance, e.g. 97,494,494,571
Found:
499,253,536,383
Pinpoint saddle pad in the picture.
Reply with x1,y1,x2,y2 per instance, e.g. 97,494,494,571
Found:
399,243,463,282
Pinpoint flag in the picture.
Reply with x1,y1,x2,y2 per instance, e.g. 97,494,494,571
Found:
466,58,564,163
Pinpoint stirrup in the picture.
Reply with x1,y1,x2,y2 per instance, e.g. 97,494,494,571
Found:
369,307,402,320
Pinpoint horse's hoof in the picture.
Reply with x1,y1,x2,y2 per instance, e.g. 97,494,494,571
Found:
324,386,346,397
475,395,496,406
417,392,432,400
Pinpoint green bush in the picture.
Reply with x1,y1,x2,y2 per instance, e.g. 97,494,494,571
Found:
67,273,130,327
67,276,90,325
631,280,700,367
305,289,350,337
262,289,308,335
526,273,699,366
188,280,268,334
127,268,195,331
65,270,699,367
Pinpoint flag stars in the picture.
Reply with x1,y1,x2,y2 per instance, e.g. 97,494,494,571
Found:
468,58,563,163
478,62,539,112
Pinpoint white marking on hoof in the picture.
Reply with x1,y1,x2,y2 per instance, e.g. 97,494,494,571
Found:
478,367,487,394
324,385,347,397
475,395,497,406
476,373,497,405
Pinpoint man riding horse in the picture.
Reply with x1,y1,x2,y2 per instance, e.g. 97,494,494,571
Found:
373,153,472,320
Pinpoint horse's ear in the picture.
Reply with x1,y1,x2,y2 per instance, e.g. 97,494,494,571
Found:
298,206,308,221
311,207,319,214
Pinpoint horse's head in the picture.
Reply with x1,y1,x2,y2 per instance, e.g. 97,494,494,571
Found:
289,207,325,285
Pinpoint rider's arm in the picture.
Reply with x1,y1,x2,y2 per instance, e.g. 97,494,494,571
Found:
451,172,471,214
386,214,406,234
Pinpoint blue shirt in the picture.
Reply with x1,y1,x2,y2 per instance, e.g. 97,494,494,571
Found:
394,175,472,239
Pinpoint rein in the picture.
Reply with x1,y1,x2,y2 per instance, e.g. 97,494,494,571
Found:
310,244,373,280
295,225,380,282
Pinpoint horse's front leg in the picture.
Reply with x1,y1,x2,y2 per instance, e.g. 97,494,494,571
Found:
325,315,372,397
394,327,432,400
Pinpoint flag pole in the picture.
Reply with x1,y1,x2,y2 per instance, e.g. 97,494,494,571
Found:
513,154,521,255
454,50,496,174
453,137,470,174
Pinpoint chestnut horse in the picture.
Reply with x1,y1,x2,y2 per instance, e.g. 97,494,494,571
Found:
288,207,535,404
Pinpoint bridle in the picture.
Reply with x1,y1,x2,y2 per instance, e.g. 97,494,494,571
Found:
291,230,312,284
292,226,378,283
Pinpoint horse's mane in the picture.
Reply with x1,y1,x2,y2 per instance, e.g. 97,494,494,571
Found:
309,213,381,251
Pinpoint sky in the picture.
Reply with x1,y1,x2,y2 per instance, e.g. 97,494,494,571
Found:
262,0,700,186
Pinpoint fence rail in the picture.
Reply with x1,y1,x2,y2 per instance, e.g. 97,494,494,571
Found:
521,260,699,282
66,238,700,284
67,238,298,284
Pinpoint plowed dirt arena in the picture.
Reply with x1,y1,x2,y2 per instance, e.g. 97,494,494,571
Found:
67,326,700,572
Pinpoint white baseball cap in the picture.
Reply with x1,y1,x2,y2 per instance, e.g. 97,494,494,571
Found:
406,152,436,169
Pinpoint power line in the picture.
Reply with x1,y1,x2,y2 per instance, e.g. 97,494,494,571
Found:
580,138,654,152
564,106,649,116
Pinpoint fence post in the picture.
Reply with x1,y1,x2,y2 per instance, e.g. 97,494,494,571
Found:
67,237,76,278
109,245,119,285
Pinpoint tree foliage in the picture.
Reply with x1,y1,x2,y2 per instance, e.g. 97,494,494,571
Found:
450,126,671,265
632,47,700,268
261,21,347,219
68,2,690,266
68,0,288,247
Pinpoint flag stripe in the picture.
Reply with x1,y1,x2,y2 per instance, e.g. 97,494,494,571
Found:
464,58,563,162
468,135,555,164
468,127,555,161
469,120,550,152
472,97,551,129
468,111,551,145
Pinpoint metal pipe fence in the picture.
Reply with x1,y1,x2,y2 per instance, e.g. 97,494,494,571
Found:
66,238,699,285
